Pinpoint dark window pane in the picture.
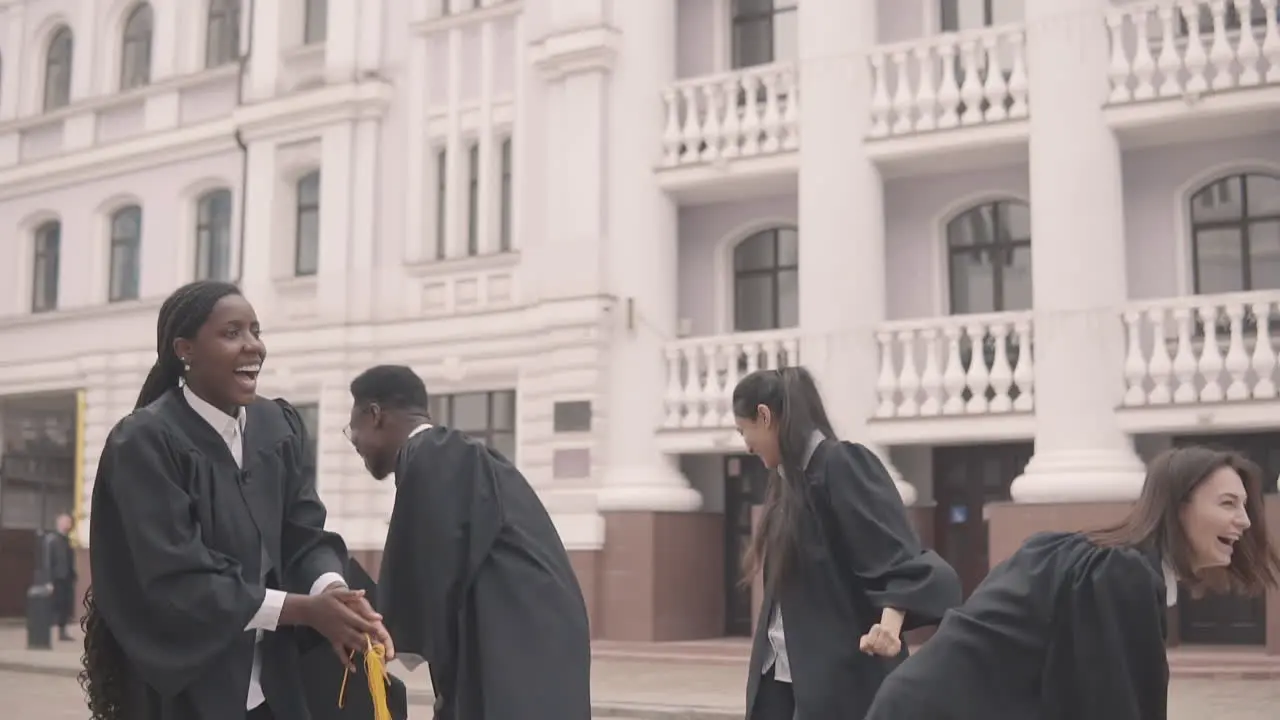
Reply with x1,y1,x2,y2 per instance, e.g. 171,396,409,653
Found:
452,393,489,431
428,394,449,424
1003,244,1033,312
491,391,516,431
1195,228,1245,294
734,232,775,271
1248,174,1280,216
776,227,798,266
734,274,775,331
491,432,516,461
950,247,997,314
1002,202,1031,241
776,269,798,327
1191,177,1245,223
1249,221,1280,291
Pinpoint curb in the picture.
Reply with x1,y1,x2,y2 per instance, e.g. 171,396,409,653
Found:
0,660,744,719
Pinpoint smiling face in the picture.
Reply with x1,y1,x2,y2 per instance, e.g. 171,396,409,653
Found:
1180,465,1253,571
174,294,266,416
734,403,781,470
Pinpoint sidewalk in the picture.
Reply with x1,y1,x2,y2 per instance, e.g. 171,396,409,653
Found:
0,628,744,719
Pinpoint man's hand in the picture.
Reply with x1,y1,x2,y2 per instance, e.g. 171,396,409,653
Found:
300,587,379,671
327,581,396,660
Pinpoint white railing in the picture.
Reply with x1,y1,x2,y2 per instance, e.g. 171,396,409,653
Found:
868,23,1028,139
874,311,1035,419
1106,0,1280,104
662,329,801,429
1122,290,1280,406
660,63,799,168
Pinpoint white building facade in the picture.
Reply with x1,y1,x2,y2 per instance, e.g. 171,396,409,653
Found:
0,0,1279,647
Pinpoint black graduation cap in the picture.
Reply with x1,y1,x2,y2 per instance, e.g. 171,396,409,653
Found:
300,558,410,720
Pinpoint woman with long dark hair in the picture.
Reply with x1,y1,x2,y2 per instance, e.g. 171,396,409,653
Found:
79,280,389,720
865,445,1280,719
732,367,962,719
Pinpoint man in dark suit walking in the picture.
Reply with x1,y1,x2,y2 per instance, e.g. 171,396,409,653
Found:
40,512,77,641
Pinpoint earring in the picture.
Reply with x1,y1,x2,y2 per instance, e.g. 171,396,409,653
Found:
182,358,191,372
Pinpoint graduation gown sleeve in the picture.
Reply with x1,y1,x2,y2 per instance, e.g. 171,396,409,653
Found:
1040,545,1168,719
274,399,346,593
819,441,962,630
91,415,265,696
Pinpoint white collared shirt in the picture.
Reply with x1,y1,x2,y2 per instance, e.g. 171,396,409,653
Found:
182,387,345,710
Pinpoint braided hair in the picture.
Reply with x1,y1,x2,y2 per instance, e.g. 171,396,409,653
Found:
80,280,241,720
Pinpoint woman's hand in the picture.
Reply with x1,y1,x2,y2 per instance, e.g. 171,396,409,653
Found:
860,607,906,657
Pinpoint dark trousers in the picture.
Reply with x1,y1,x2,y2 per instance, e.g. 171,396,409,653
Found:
52,579,75,631
752,669,795,720
247,703,275,720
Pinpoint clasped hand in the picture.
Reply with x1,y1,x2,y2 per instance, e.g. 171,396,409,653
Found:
306,584,396,669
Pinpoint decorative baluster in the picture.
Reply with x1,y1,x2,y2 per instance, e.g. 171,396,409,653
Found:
1208,0,1236,90
1146,307,1174,404
718,343,741,426
911,45,938,132
739,74,762,156
1171,308,1199,403
1011,319,1034,411
869,53,892,138
760,70,783,153
699,344,722,427
661,89,682,166
1122,310,1148,405
719,77,742,159
1130,6,1157,99
987,321,1014,412
698,84,723,162
1107,11,1134,103
782,337,799,366
941,325,967,414
936,44,963,128
1005,33,1029,118
918,329,943,416
1156,5,1184,96
896,331,921,416
1263,0,1280,82
1221,303,1251,399
742,342,762,375
1233,0,1262,85
982,33,1009,121
876,332,898,417
891,51,914,135
679,86,702,164
1181,2,1210,94
680,346,702,427
958,40,985,125
1197,305,1225,402
663,347,683,427
964,324,991,413
781,67,799,150
1251,301,1277,398
762,339,782,369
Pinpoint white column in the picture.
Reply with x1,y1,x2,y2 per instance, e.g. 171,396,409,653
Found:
247,0,283,100
317,122,356,320
1010,0,1145,503
149,0,178,80
796,0,914,504
402,33,430,264
444,28,464,258
323,0,358,83
1,6,26,121
70,0,99,100
346,119,381,324
595,0,700,512
476,21,496,254
239,140,279,324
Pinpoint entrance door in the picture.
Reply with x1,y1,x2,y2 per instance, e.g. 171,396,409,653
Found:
723,453,768,636
1170,432,1280,645
932,443,1034,597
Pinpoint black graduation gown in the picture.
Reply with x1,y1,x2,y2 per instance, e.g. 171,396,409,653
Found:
300,558,409,720
88,388,348,720
864,531,1169,720
745,440,963,720
378,426,592,720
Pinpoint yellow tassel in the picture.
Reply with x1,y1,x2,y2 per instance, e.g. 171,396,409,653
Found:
338,635,393,720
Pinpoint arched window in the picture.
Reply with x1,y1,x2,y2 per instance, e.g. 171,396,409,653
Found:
730,0,797,69
109,205,143,302
732,227,798,331
32,221,61,313
121,3,154,90
206,0,242,68
195,188,233,281
295,171,320,276
304,0,328,45
946,199,1031,314
44,26,74,111
1190,173,1280,295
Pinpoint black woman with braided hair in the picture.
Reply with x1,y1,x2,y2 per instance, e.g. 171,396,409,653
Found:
79,280,393,720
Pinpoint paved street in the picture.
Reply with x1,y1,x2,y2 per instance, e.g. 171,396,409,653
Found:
5,668,1280,719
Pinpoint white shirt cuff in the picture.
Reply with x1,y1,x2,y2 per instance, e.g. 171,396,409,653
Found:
310,572,347,597
245,589,287,632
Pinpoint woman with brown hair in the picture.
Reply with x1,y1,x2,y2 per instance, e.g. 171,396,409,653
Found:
865,445,1280,720
730,367,962,720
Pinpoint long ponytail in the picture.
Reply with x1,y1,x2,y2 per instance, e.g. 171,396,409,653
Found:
80,280,241,719
733,366,835,587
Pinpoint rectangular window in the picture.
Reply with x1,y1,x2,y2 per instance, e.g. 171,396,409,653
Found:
467,142,480,256
499,137,513,252
435,148,448,260
304,0,328,45
295,172,321,276
429,390,517,460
